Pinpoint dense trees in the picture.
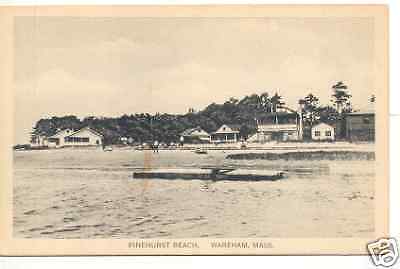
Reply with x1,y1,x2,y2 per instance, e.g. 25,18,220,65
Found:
270,92,285,113
31,82,358,144
300,93,320,127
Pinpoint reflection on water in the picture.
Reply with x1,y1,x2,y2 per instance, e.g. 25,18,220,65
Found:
13,149,374,238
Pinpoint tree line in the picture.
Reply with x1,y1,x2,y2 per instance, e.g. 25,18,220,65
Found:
31,81,371,144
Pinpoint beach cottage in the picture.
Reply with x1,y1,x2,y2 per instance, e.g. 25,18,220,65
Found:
180,127,210,143
210,124,240,143
48,127,103,148
311,123,335,141
256,112,300,142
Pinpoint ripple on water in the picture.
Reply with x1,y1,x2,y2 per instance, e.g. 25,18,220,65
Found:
63,217,76,223
23,209,38,215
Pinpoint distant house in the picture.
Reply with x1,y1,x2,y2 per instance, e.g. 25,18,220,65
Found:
210,124,240,143
311,123,335,141
180,127,210,143
30,134,48,148
48,127,103,148
31,129,75,148
256,112,300,142
345,106,375,141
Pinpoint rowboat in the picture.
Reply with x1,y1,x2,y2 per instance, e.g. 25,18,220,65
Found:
132,167,284,181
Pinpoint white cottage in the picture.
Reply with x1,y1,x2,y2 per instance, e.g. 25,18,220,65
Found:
311,123,335,141
210,124,240,143
48,127,103,147
180,127,210,143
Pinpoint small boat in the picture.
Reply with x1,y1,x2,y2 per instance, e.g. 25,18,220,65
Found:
132,167,284,181
103,146,113,152
194,148,208,154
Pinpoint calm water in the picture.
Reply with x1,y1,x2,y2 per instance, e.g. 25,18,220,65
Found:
13,148,375,238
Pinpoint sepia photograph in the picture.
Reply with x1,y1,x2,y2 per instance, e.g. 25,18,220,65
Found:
0,5,389,255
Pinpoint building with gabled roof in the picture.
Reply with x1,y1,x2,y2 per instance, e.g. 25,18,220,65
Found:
311,122,335,141
47,127,103,148
256,111,300,142
180,126,210,143
210,124,241,143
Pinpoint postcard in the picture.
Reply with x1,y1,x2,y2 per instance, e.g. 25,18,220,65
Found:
0,5,389,255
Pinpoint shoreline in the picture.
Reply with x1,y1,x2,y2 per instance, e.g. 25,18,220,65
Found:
19,141,375,152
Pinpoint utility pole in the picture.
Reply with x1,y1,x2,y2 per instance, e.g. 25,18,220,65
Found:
298,100,305,140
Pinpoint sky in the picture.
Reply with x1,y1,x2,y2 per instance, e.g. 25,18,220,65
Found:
14,17,375,144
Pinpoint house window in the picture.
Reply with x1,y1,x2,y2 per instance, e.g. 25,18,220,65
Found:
315,131,321,137
64,137,89,143
363,117,370,124
325,131,332,137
